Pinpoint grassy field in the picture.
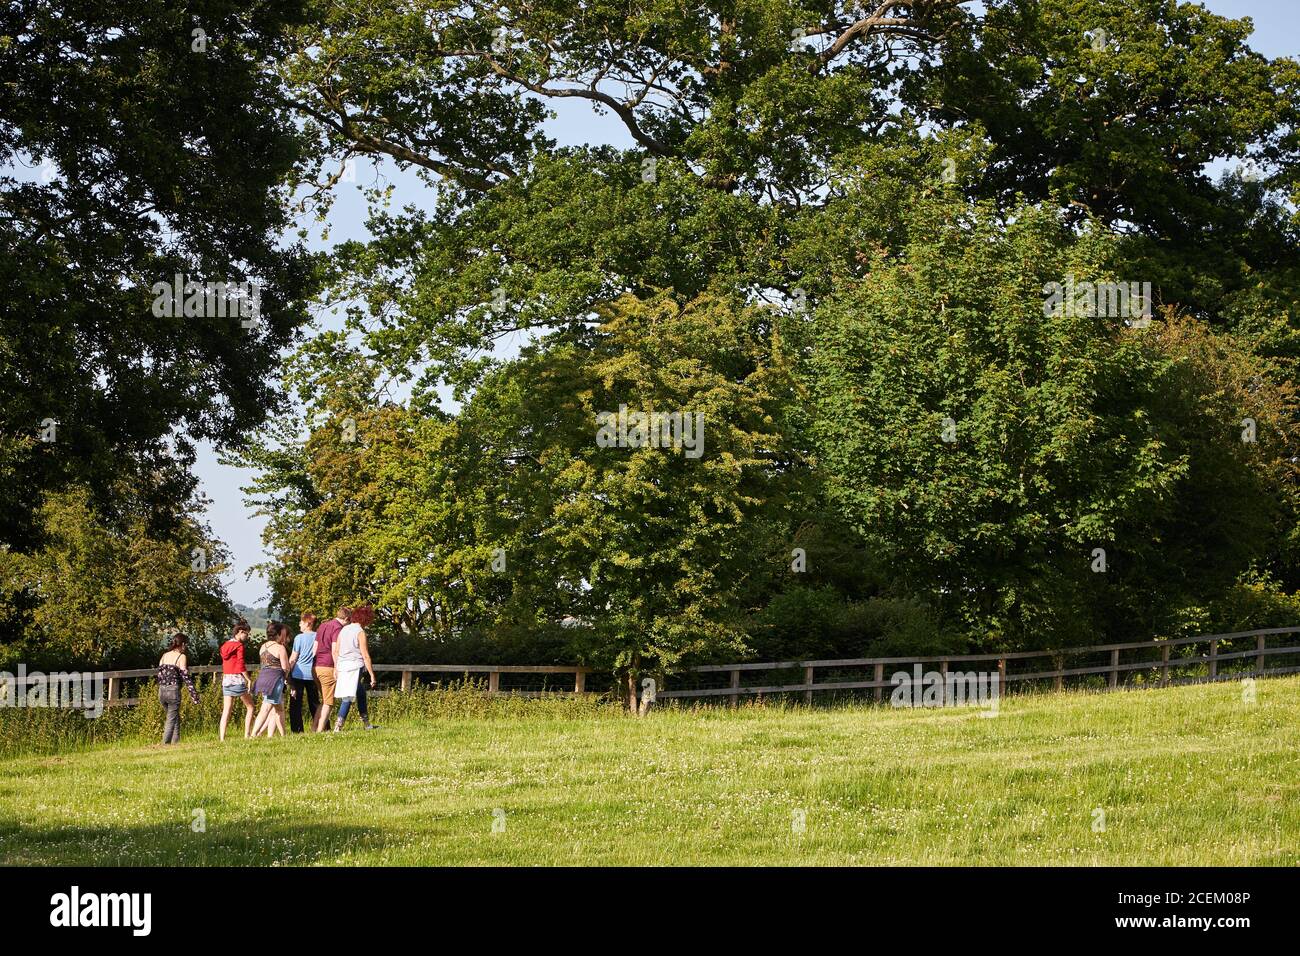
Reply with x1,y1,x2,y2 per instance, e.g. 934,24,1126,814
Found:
1,676,1297,866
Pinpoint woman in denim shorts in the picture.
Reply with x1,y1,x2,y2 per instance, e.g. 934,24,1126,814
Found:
219,622,256,741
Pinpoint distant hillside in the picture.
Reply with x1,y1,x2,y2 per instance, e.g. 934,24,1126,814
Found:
233,604,270,631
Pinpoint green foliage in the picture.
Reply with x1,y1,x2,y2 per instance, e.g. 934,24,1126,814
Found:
236,0,1300,670
747,587,965,661
469,292,802,680
808,197,1300,649
1208,572,1300,634
371,623,578,666
13,0,1277,675
281,0,1300,390
0,486,231,670
0,0,321,549
241,291,808,692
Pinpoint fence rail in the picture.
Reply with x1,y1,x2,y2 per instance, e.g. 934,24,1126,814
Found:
657,627,1300,704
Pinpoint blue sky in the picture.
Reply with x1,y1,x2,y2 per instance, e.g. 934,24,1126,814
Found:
204,0,1300,607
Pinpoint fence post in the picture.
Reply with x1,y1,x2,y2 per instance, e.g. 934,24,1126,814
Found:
574,670,586,694
487,671,500,695
939,659,948,705
107,676,119,706
997,658,1006,697
729,669,740,708
804,666,814,706
1209,640,1218,680
1160,643,1170,687
1256,634,1266,676
400,670,412,693
1053,653,1064,693
1108,649,1119,689
874,663,884,703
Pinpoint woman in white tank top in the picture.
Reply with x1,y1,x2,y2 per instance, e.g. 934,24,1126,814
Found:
332,619,375,729
336,622,364,670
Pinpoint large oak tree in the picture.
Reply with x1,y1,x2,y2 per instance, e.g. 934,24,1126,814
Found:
1,0,321,546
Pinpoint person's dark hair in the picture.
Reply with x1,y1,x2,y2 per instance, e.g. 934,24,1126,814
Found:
301,612,319,630
265,621,288,644
167,632,189,652
336,606,353,623
233,619,250,638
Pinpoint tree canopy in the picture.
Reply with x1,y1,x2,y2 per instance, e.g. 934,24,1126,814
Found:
0,0,320,544
7,1,1300,686
240,0,1300,691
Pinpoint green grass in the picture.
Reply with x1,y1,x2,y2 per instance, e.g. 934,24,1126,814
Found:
1,677,1297,866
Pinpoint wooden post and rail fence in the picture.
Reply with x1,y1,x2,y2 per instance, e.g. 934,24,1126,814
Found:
654,626,1300,705
48,626,1300,709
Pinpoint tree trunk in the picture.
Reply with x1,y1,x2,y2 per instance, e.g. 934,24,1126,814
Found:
624,651,643,713
626,671,638,712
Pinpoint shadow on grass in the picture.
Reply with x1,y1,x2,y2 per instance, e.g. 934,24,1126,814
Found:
0,819,388,867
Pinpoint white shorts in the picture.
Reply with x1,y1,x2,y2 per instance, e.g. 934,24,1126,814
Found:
335,666,362,700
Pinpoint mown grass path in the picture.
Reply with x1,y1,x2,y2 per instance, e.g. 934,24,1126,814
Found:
1,677,1296,865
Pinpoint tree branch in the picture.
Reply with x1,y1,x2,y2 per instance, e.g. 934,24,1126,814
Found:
277,91,500,193
480,54,674,157
810,1,962,74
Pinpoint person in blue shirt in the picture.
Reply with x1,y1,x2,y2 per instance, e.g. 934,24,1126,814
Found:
286,612,320,733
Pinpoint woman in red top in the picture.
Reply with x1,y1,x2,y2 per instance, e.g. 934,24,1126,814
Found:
219,621,256,741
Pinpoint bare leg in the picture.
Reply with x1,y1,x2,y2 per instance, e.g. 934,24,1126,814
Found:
220,696,233,741
243,694,255,738
252,700,272,737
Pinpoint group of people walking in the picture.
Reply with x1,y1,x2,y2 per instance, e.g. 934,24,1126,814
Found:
154,607,378,744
